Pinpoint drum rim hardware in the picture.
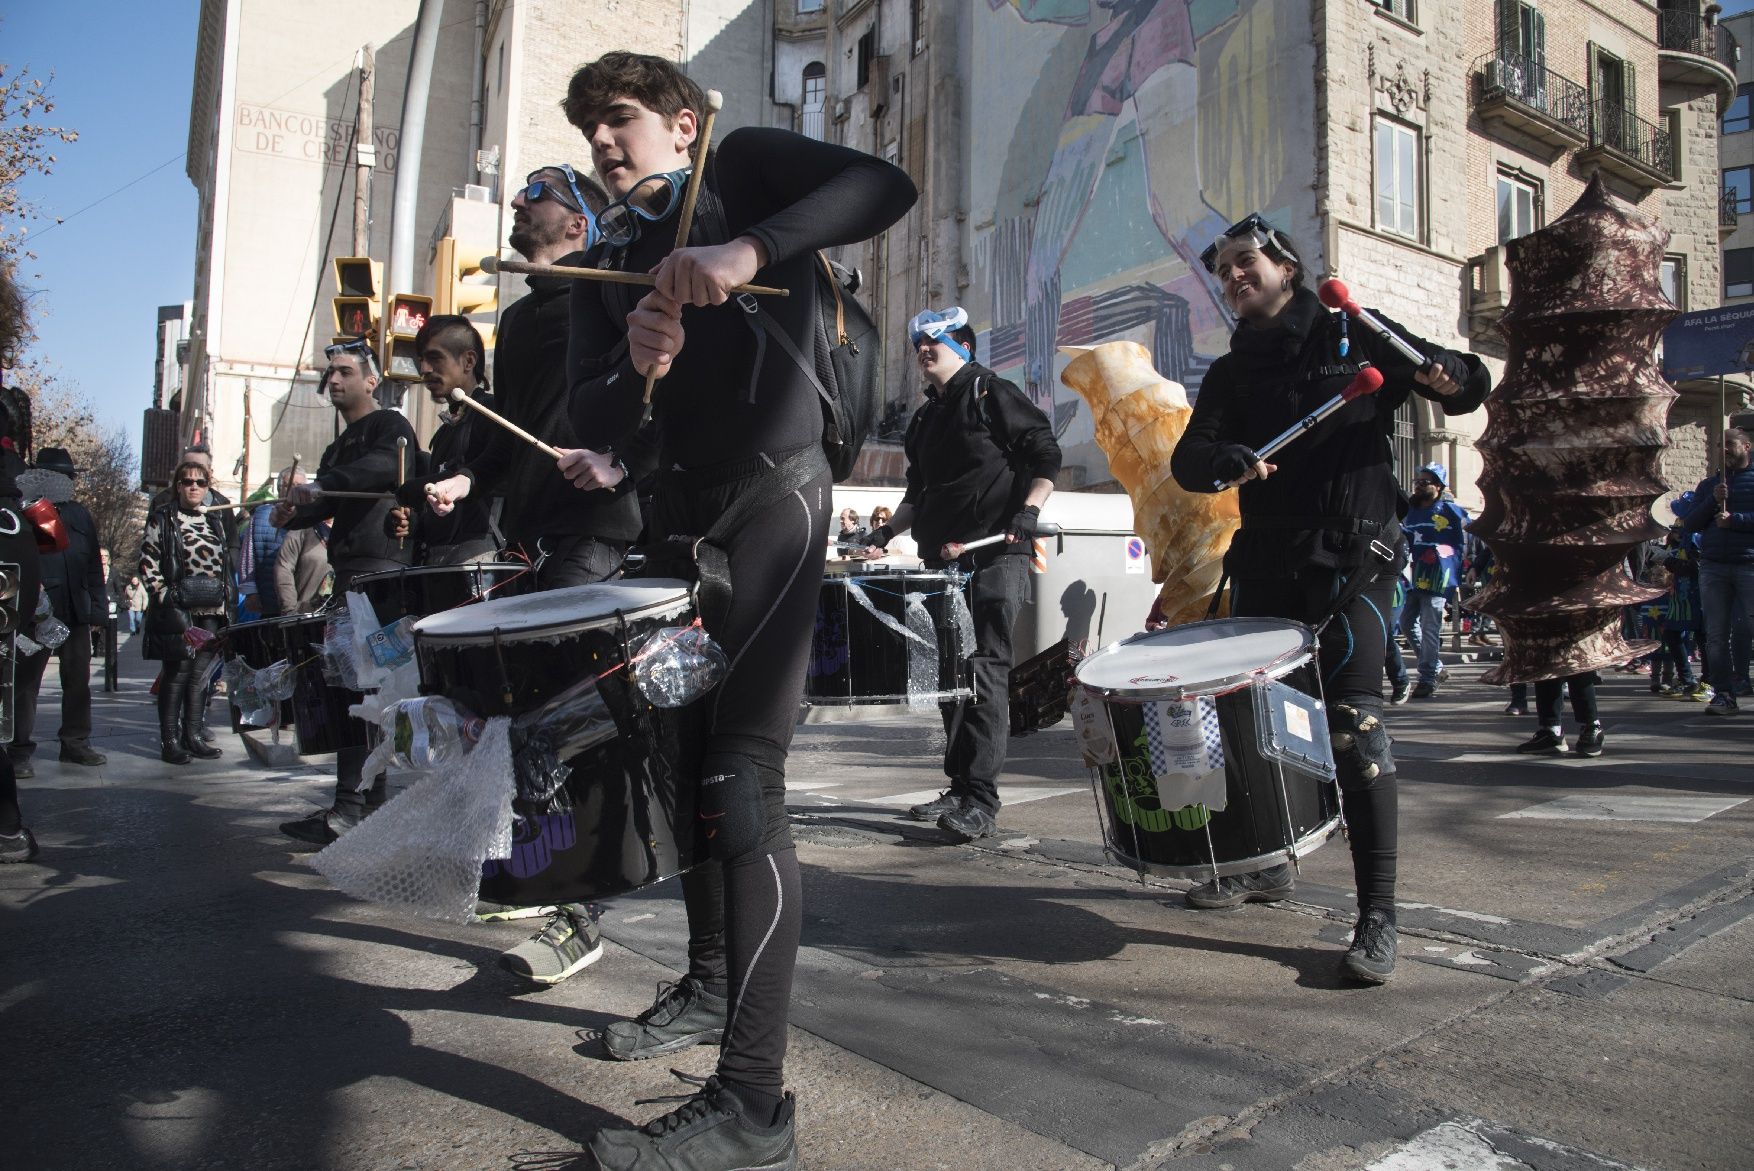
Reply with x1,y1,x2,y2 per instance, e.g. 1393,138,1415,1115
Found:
1074,617,1314,702
412,579,694,645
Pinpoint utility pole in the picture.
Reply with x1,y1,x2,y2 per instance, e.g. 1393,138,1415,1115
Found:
353,44,376,255
241,378,253,499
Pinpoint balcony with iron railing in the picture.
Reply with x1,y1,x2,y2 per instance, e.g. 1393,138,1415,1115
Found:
1473,50,1592,157
1657,8,1739,100
1579,99,1675,187
1722,190,1741,235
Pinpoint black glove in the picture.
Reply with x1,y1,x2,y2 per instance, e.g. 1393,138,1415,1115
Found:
1006,505,1040,544
1422,349,1470,387
868,524,894,550
1212,444,1262,484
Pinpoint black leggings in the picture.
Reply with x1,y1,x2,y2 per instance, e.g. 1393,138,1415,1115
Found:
655,452,830,1099
1535,672,1600,727
0,750,20,835
1233,567,1399,913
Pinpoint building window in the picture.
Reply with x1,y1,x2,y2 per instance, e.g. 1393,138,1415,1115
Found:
1373,0,1416,23
1374,117,1421,240
1726,85,1752,134
911,0,927,55
856,29,876,90
1725,165,1753,214
1496,171,1539,243
1588,44,1636,153
1726,248,1754,299
1661,256,1687,311
797,0,825,13
800,62,826,141
1498,0,1544,65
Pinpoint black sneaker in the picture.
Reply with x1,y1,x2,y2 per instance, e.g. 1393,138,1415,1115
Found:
603,977,728,1061
587,1077,796,1171
11,759,33,779
937,799,997,842
1516,728,1567,755
1342,906,1397,984
58,742,107,766
1411,680,1436,699
906,790,960,821
1185,863,1295,909
499,906,604,985
1573,724,1605,758
1502,702,1528,716
279,808,351,846
1706,692,1739,717
0,828,39,864
1389,679,1411,706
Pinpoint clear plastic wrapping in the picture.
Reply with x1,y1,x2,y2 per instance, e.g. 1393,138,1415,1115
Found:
630,624,727,708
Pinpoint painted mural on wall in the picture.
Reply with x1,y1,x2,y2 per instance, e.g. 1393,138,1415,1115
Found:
971,0,1317,488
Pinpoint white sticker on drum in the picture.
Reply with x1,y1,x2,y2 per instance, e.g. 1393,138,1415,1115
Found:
1070,686,1117,766
1142,697,1228,812
1283,701,1312,744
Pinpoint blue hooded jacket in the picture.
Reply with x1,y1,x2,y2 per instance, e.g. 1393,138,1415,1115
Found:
1681,465,1754,564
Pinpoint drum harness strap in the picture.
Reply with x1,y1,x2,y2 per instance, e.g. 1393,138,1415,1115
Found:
1207,516,1398,634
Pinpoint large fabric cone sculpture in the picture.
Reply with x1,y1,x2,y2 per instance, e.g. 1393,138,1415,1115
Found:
1060,342,1239,626
1468,175,1674,685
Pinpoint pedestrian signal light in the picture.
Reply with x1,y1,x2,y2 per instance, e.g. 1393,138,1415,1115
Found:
381,292,433,382
332,257,382,339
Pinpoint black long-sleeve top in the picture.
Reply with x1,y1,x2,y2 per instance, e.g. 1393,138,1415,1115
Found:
1170,287,1490,575
901,362,1061,562
403,388,499,554
286,407,418,569
567,127,918,468
459,252,644,545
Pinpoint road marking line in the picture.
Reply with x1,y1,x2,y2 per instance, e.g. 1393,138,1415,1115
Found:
1500,794,1748,824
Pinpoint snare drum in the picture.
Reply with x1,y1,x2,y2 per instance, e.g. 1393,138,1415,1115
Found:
349,562,533,622
281,611,371,756
221,615,298,731
805,568,974,705
414,580,707,906
1072,618,1340,881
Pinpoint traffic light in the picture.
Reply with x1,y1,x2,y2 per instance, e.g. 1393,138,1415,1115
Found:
332,257,382,341
381,292,433,383
433,236,499,316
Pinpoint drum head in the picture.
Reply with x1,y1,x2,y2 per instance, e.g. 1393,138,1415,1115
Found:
414,579,693,643
1075,618,1313,699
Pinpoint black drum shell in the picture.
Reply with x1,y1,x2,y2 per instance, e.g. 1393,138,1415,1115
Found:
1090,656,1340,878
415,593,705,906
281,612,371,756
804,570,974,705
350,563,534,623
221,615,297,731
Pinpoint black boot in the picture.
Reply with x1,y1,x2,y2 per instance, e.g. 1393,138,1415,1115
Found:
182,668,221,759
159,676,191,765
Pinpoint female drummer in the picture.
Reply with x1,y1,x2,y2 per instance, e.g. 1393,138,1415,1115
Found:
1169,214,1489,983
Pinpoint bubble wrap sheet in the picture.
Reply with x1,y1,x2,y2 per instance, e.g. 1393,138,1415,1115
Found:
311,716,515,922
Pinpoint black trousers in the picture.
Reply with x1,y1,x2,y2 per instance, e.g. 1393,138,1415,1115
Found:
11,623,95,758
1232,566,1400,913
940,554,1030,814
659,452,830,1100
1535,672,1600,727
330,560,402,819
533,533,628,590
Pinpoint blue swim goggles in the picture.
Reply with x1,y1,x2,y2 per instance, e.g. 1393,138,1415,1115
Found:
597,168,692,250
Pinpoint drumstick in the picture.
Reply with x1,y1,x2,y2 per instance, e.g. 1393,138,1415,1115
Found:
396,437,407,550
1317,279,1430,369
942,522,1062,560
1212,367,1385,490
446,387,562,459
480,255,786,297
643,88,725,406
314,489,398,500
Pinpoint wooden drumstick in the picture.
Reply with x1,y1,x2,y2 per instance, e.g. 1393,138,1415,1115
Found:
447,387,562,458
395,437,407,550
643,88,725,406
480,256,786,297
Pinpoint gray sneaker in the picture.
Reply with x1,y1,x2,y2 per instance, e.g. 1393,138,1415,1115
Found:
1342,906,1398,983
0,828,39,864
604,976,728,1061
1185,863,1295,909
498,906,603,985
587,1076,796,1171
906,790,959,821
475,899,556,923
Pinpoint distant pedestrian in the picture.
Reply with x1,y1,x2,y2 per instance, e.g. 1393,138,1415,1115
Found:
126,576,148,634
1400,463,1469,697
140,460,232,764
1680,427,1754,715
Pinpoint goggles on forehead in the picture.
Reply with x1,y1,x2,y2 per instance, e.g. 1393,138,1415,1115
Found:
1199,212,1300,274
597,168,691,250
907,306,969,348
324,337,380,377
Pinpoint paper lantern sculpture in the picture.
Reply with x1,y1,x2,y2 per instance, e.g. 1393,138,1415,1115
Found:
1060,342,1240,626
1467,175,1674,684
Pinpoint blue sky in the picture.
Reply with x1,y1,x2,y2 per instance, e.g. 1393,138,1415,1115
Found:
7,4,199,447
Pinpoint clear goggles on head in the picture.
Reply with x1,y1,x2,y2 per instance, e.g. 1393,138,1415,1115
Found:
1199,212,1299,274
597,168,691,249
907,306,969,348
324,337,380,377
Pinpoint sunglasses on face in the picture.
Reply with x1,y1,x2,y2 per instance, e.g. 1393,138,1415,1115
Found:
519,165,590,213
1413,479,1439,487
179,478,209,487
597,169,691,249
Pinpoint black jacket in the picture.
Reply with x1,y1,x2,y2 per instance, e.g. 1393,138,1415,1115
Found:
1171,288,1490,576
400,388,501,559
39,498,106,626
287,407,417,570
901,362,1061,563
460,251,643,547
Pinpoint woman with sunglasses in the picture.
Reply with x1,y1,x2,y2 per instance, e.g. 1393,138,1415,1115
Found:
558,51,916,1171
140,461,233,764
1169,214,1490,985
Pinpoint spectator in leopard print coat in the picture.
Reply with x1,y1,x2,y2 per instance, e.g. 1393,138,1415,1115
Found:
140,460,233,764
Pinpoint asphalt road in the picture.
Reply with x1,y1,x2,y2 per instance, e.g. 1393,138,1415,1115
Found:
2,637,1749,1170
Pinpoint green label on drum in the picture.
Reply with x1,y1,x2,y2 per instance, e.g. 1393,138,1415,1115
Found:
1101,726,1211,833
